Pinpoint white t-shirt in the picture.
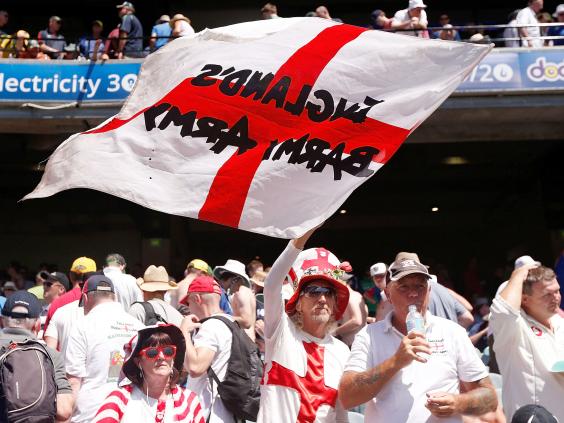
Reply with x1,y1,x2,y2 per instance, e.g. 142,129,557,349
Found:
490,295,564,419
103,267,143,311
187,314,234,423
345,312,488,423
258,242,350,423
43,300,84,358
516,7,543,47
392,8,429,37
65,301,145,423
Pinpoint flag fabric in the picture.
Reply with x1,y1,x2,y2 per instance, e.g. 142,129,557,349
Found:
24,18,491,238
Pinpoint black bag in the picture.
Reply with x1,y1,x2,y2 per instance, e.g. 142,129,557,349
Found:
201,316,263,422
0,339,57,423
132,301,168,325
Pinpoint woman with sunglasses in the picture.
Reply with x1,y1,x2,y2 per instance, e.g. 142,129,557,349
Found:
92,324,205,423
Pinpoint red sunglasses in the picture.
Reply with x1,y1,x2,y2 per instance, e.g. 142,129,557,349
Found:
138,345,177,360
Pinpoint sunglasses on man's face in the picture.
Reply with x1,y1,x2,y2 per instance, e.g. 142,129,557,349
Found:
300,285,336,299
139,345,177,360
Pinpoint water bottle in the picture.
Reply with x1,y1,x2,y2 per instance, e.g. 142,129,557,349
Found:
406,305,425,333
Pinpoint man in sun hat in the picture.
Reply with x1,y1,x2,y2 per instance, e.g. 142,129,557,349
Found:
129,265,183,327
65,275,144,423
256,227,350,422
214,259,256,340
340,252,497,422
170,13,195,38
170,258,211,308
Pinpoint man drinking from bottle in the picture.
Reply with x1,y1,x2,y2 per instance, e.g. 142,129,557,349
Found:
339,252,498,422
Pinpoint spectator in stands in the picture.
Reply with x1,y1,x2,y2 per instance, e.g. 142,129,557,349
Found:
105,24,121,59
437,24,460,41
116,2,144,59
62,43,79,60
467,297,490,350
339,251,498,421
368,9,392,30
7,261,33,289
364,262,392,321
129,265,183,326
504,9,521,47
315,5,343,22
0,10,8,36
427,274,474,328
261,3,280,19
246,258,264,279
170,258,210,308
214,259,256,341
149,14,171,52
38,16,66,59
65,275,144,423
43,256,96,336
180,276,236,422
392,0,429,38
2,281,17,297
92,325,205,423
548,4,564,46
43,272,70,305
79,20,106,60
335,278,368,348
0,291,74,421
516,0,544,48
490,263,563,419
0,30,29,59
537,11,553,45
170,14,195,38
103,253,142,310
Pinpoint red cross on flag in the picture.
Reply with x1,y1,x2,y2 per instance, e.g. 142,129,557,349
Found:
24,18,491,238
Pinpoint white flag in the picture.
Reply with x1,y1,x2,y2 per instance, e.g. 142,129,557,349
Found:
24,18,491,238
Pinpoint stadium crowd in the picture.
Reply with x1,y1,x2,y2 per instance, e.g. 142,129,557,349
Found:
1,225,563,422
0,0,563,60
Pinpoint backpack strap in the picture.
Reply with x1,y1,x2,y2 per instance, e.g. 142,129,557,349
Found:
131,301,167,325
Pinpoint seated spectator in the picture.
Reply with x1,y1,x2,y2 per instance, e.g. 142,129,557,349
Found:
62,43,79,60
504,9,521,47
368,9,392,30
38,16,66,59
490,263,564,419
104,24,121,59
19,39,51,60
79,20,106,60
261,3,279,19
432,14,462,40
392,0,429,38
548,4,564,46
170,14,195,38
116,2,144,59
149,14,171,52
0,291,74,421
315,5,342,22
92,325,205,423
0,10,8,36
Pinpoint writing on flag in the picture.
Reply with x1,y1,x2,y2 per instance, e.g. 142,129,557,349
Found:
24,18,491,238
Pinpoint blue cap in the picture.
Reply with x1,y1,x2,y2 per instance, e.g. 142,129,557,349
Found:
2,291,42,318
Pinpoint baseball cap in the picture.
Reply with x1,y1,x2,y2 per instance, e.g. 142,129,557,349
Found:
3,281,17,291
187,259,211,274
116,2,134,9
46,272,71,291
514,255,541,269
553,4,564,17
70,257,97,274
1,290,42,318
79,275,114,306
370,263,387,277
187,275,222,296
408,0,427,9
511,405,558,423
50,16,62,22
388,252,431,282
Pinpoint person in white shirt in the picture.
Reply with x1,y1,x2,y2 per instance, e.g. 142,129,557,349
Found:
180,276,235,423
170,14,195,38
391,0,429,38
65,275,145,423
129,265,184,327
490,262,564,420
102,253,142,310
44,299,84,357
516,0,544,47
257,227,351,423
339,252,497,422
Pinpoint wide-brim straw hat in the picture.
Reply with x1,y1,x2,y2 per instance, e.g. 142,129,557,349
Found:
137,265,178,292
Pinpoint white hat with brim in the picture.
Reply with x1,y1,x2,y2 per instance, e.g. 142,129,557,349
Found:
213,259,250,287
553,4,564,17
409,0,427,9
137,265,178,292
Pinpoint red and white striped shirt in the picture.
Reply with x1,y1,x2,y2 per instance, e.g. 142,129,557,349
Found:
92,384,205,423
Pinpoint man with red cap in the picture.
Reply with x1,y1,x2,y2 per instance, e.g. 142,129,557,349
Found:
257,228,350,422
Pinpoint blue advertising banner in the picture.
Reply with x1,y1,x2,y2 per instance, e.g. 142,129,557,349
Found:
0,60,141,102
0,48,562,102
